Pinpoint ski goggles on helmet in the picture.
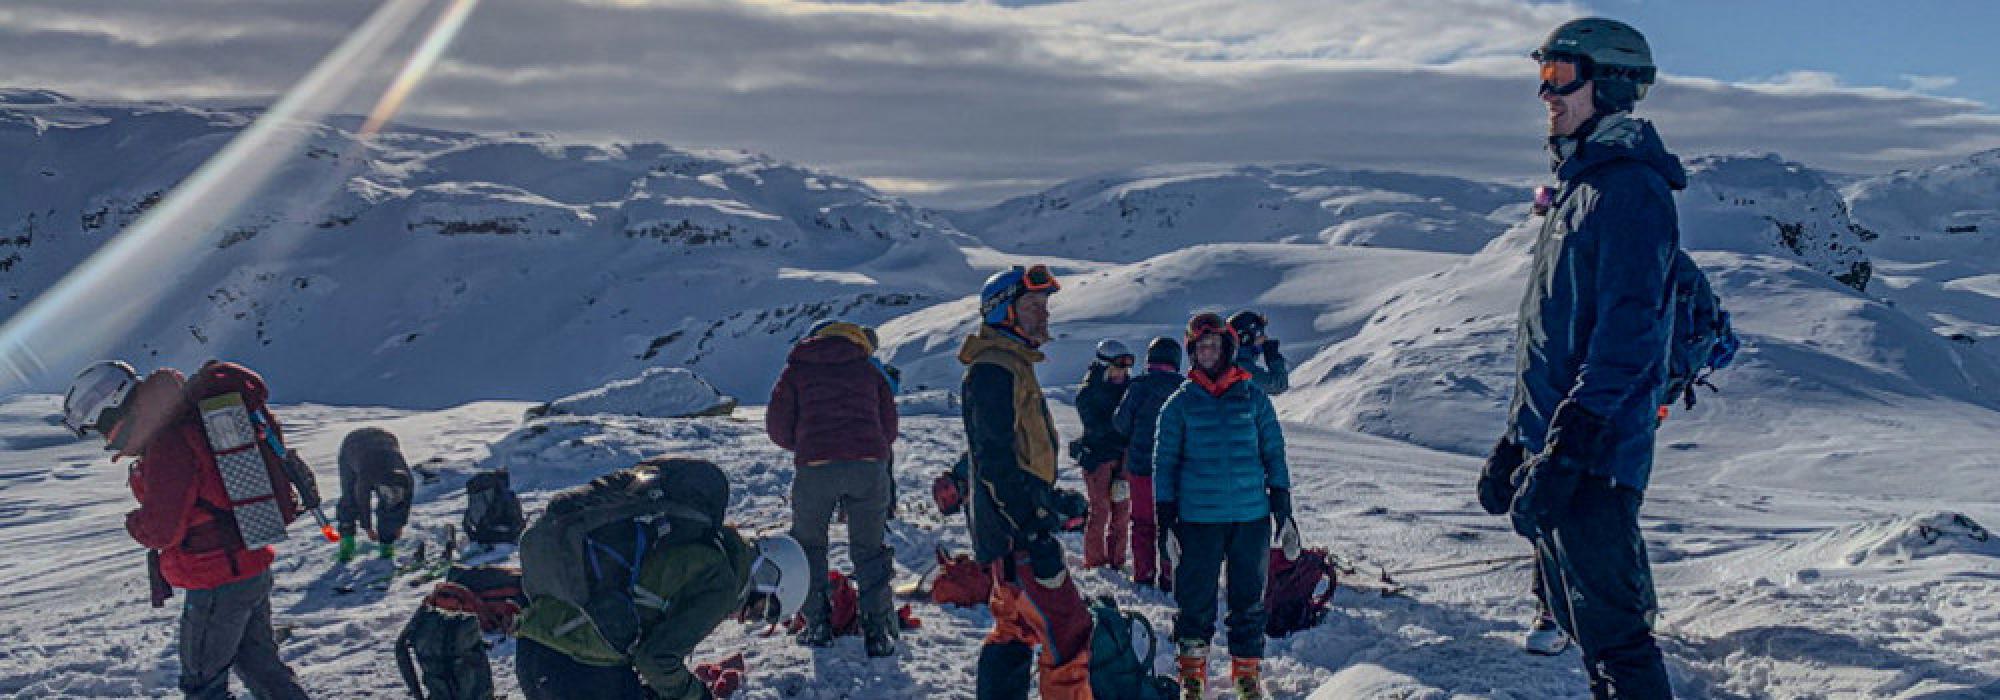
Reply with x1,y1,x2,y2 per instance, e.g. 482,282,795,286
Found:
1107,355,1136,369
1185,313,1237,344
1020,264,1059,294
1538,57,1589,97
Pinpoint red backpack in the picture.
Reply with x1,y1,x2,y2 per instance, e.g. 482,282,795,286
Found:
1264,547,1338,638
930,548,993,607
182,361,308,540
123,362,318,595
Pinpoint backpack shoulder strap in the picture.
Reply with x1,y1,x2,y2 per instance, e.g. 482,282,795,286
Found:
1127,609,1158,666
395,610,427,700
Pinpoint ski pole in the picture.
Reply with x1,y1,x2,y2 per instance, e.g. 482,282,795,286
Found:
1388,554,1533,579
309,505,341,543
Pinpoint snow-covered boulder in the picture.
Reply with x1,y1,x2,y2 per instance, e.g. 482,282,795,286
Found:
526,367,736,420
1305,664,1449,700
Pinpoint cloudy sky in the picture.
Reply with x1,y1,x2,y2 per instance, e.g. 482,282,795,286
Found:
5,0,1997,207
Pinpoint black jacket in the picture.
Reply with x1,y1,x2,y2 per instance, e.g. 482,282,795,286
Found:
1072,362,1131,470
336,427,415,541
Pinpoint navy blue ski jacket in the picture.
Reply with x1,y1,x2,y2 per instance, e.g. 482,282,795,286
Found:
1508,115,1687,492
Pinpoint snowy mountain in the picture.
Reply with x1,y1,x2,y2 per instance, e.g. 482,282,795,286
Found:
0,90,973,406
1844,150,2000,362
951,164,1529,261
7,90,2000,697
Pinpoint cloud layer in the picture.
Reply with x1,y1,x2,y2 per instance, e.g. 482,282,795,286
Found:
5,0,1996,206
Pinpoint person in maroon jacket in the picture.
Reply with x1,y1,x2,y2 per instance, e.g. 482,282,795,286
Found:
64,360,310,700
767,320,901,656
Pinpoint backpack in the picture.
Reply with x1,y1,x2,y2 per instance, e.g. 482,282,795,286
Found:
827,571,861,636
1087,595,1179,700
1662,250,1740,411
1264,547,1338,638
182,361,314,549
394,564,525,700
394,604,492,700
929,547,993,607
518,458,729,652
462,469,525,545
934,452,971,516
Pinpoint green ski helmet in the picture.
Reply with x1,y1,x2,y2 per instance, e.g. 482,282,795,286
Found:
1532,18,1657,112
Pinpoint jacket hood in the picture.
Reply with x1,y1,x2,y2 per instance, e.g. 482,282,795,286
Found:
790,335,870,365
1554,113,1688,191
958,325,1046,366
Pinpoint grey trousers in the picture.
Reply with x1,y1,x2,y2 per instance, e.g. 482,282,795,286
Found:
179,569,309,700
790,459,895,629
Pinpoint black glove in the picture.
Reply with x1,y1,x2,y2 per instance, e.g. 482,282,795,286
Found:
1509,401,1608,538
1262,338,1281,356
1477,437,1526,516
1024,532,1067,584
1067,439,1088,465
1267,488,1292,531
1158,500,1179,536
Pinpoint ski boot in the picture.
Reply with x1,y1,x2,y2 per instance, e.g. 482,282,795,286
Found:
1524,612,1569,656
378,542,396,560
796,620,835,648
1176,639,1208,700
863,627,898,658
1231,657,1267,700
335,536,358,563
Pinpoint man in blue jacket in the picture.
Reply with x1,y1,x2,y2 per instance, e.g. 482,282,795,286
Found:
1480,17,1682,699
1155,313,1289,700
1112,336,1184,591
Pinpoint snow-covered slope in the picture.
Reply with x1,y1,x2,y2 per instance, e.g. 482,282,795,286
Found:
1679,154,1876,291
951,164,1527,261
876,243,1464,394
1276,154,2000,500
1844,149,2000,361
5,389,1997,698
0,90,973,407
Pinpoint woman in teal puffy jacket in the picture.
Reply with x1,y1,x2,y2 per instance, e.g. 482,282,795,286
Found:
1153,312,1290,697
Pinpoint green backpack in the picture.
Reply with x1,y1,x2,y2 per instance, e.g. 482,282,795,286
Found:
1087,595,1179,700
517,457,729,653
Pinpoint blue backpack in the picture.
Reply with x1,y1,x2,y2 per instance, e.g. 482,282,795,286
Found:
1662,250,1740,411
1088,596,1179,700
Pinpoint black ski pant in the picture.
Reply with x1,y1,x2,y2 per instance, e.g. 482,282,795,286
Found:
178,570,308,700
1534,476,1673,699
1172,517,1271,659
790,459,896,631
516,637,647,700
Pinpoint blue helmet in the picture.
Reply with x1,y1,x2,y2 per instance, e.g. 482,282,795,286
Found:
978,264,1061,327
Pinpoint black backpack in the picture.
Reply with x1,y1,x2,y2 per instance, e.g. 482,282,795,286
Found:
1662,250,1740,411
395,605,491,700
394,564,526,700
1088,595,1179,700
518,458,729,651
462,470,525,545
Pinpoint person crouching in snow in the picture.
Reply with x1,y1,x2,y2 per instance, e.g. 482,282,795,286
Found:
1071,338,1135,571
335,427,414,562
767,320,901,656
1154,313,1291,700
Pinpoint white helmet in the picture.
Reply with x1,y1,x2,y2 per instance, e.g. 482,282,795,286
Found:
1095,339,1133,363
61,361,139,437
746,534,809,623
